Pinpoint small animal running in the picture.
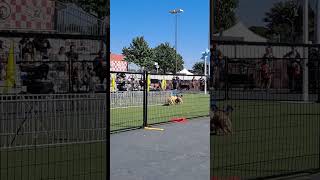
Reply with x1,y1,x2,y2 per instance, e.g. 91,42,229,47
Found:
166,94,183,106
210,104,234,136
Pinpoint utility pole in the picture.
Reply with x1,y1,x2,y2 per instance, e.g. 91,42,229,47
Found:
202,50,209,95
169,9,184,74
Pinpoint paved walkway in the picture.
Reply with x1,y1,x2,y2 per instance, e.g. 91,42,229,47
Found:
111,117,209,180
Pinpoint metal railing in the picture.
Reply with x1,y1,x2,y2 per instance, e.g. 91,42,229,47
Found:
0,1,105,37
0,94,106,149
55,1,105,36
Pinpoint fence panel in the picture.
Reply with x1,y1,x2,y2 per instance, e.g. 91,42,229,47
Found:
210,41,320,179
109,71,210,131
146,73,209,125
0,1,107,179
0,94,106,180
110,72,145,132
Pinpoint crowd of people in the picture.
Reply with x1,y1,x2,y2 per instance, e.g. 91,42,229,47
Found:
111,73,206,92
211,44,304,92
0,37,107,93
0,37,310,93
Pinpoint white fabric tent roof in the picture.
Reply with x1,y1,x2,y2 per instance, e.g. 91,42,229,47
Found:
178,68,194,75
214,22,267,42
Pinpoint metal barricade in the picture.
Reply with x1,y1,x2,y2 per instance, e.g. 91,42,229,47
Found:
0,94,106,149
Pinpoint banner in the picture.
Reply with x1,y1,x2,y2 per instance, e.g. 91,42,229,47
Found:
161,79,166,90
4,41,15,93
111,74,116,92
147,75,151,92
0,0,55,31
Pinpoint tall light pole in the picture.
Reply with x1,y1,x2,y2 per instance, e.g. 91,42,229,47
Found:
154,62,159,74
202,49,210,95
169,8,184,74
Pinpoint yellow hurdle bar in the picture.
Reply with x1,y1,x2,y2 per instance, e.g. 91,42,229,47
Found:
144,127,164,131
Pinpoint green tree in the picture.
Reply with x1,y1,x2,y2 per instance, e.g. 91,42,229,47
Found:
122,37,154,71
214,0,239,34
264,0,315,43
61,0,107,18
192,61,208,75
153,43,184,74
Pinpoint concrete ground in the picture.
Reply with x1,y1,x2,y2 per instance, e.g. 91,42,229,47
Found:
110,117,209,180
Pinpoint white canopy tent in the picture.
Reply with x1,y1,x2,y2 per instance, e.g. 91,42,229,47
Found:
213,21,267,42
178,68,194,75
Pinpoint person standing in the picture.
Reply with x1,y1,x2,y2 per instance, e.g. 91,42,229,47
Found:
211,43,223,89
93,50,105,84
66,45,79,92
172,77,177,90
260,46,275,89
263,46,275,65
191,77,196,90
283,47,301,91
260,59,272,91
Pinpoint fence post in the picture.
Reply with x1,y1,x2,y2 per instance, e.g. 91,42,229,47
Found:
143,71,148,127
68,59,72,92
317,48,320,103
225,57,229,100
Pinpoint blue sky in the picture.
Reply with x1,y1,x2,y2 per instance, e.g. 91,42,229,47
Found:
111,0,209,69
110,0,317,69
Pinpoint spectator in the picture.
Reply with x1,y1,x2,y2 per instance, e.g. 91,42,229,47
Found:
283,47,301,91
93,50,105,84
219,56,226,89
260,59,272,91
263,46,274,66
191,77,196,90
176,76,181,90
259,46,275,89
22,41,35,62
199,77,205,91
56,47,67,61
19,37,29,55
66,45,79,90
41,39,51,60
32,37,51,61
66,45,79,62
71,64,81,92
172,77,177,90
139,78,144,90
54,47,68,74
211,43,223,89
291,59,302,92
82,64,94,92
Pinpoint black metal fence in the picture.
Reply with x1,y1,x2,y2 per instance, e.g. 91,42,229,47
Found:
210,41,320,179
0,36,106,94
110,71,210,133
0,26,107,180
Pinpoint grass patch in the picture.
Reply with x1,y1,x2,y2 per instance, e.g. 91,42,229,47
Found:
211,100,320,179
0,142,106,180
111,93,209,131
